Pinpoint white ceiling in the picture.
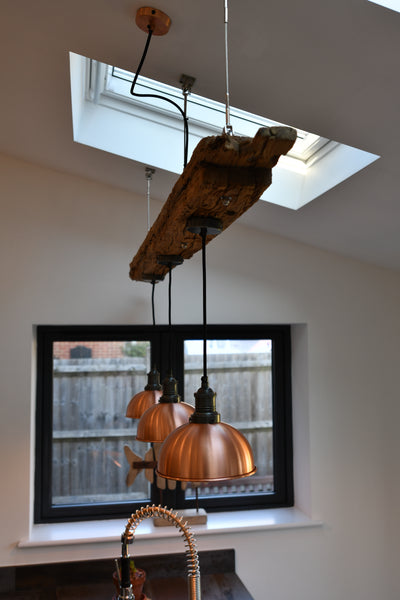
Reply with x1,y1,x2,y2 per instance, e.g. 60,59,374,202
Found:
1,0,400,270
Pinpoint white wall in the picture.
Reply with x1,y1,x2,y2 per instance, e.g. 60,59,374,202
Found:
1,153,399,600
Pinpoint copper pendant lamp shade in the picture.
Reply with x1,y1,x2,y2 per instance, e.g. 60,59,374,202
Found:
157,374,256,481
126,388,162,419
136,372,194,443
126,366,162,419
157,422,256,482
157,217,256,482
136,401,194,443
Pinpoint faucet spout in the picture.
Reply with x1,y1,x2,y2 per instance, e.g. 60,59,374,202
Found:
118,505,201,600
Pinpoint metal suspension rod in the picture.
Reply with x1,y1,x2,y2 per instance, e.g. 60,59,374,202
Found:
224,0,233,135
145,166,155,231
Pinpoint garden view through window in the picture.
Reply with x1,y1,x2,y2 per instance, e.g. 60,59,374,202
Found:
52,339,152,507
183,339,273,501
35,325,293,522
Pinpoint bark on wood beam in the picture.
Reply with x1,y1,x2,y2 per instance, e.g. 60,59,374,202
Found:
129,126,297,282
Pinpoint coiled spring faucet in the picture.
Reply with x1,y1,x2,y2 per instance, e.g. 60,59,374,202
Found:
116,505,201,600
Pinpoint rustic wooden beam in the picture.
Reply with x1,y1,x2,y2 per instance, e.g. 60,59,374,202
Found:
129,126,296,282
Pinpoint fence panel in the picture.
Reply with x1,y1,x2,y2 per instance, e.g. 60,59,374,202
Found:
184,352,273,498
52,357,150,504
52,352,273,504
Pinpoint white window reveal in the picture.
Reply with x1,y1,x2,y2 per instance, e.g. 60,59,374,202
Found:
70,52,379,210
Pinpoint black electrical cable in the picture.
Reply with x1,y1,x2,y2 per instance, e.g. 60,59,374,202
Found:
151,280,156,327
130,27,189,168
168,264,173,373
201,228,207,379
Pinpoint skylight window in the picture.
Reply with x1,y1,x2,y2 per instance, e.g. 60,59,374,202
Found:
70,52,379,210
368,0,400,13
108,65,329,168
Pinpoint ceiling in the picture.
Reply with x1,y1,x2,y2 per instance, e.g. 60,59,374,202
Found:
1,0,400,271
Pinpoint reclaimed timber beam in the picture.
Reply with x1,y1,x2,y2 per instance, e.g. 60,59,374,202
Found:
129,126,296,282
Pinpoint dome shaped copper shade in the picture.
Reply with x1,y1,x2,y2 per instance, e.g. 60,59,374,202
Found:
156,375,256,482
136,401,194,443
126,366,162,419
136,372,194,443
126,388,162,419
157,421,256,482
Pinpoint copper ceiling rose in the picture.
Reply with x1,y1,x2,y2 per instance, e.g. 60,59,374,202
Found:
135,7,171,36
157,217,256,482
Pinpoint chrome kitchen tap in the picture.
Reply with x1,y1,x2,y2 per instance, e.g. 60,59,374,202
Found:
116,505,201,600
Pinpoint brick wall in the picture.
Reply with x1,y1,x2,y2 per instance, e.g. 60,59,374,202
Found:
53,341,125,359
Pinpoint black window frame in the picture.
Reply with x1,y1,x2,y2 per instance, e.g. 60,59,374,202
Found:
35,324,293,523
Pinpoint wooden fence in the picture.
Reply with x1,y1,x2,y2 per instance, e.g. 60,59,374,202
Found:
52,353,273,505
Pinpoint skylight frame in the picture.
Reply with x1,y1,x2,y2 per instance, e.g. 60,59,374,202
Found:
106,65,330,166
72,51,379,211
367,0,400,13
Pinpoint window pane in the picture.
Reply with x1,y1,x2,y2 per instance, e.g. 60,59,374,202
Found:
183,339,273,500
52,340,151,506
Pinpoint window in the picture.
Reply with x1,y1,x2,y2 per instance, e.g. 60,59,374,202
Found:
368,0,400,14
35,324,293,523
70,52,379,211
107,65,329,167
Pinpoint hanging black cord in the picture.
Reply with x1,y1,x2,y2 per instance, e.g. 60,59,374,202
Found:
130,27,189,168
151,280,156,327
168,264,173,373
201,228,207,379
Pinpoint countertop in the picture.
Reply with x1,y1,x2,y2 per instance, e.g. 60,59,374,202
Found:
56,572,253,600
0,549,254,600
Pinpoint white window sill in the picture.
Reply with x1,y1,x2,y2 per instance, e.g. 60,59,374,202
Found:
18,507,322,549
